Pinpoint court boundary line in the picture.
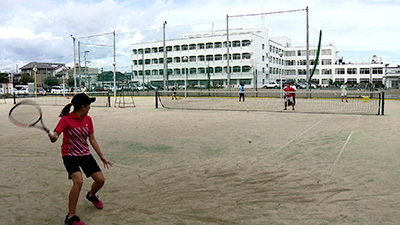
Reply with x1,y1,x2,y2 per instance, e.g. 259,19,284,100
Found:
268,115,329,157
329,115,361,173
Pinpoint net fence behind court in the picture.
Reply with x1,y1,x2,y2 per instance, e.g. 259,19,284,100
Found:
14,91,111,107
157,90,383,115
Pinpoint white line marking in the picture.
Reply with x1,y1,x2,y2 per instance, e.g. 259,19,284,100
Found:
330,131,353,173
269,115,328,157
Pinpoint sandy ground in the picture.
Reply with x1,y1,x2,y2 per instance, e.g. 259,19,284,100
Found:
1,97,400,224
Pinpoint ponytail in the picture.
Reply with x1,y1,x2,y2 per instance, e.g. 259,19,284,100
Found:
59,103,72,117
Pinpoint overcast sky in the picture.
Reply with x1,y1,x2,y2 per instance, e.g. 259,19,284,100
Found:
1,0,399,73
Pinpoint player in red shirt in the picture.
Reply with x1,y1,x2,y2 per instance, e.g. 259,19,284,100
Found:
49,93,113,225
283,83,295,111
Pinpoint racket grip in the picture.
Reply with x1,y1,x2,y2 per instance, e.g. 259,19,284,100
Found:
49,130,54,136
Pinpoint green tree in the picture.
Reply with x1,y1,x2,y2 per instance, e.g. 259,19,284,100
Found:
44,77,59,86
20,74,34,84
0,72,8,83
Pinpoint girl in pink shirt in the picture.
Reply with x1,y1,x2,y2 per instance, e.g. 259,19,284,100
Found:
49,93,113,225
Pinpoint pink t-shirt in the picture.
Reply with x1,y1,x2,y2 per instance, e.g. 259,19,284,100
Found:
55,112,94,156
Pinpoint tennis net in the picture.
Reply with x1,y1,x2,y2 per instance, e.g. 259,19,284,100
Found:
156,90,384,115
14,91,111,107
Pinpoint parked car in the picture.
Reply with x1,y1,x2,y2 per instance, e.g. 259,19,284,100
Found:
262,82,279,89
37,87,47,96
296,82,317,89
14,85,29,95
50,86,68,94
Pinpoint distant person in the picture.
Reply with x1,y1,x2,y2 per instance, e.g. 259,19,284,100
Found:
70,87,74,97
290,81,297,106
81,84,88,93
340,82,348,102
171,87,177,100
239,83,245,102
283,83,295,110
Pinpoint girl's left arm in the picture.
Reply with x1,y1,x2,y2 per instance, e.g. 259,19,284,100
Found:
89,133,113,169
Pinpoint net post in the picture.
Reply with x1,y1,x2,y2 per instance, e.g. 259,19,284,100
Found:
155,91,158,108
107,91,111,107
381,91,385,115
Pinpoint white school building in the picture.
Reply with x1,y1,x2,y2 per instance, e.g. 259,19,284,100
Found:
130,27,388,89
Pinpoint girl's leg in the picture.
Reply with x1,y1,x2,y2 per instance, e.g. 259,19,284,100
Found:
89,171,105,196
69,172,83,217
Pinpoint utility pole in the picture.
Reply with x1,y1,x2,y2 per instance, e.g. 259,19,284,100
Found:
163,21,167,90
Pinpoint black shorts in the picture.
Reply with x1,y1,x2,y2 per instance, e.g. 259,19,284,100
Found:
62,154,101,179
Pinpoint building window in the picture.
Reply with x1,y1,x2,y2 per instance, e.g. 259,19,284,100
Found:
233,53,241,60
167,58,172,63
206,55,214,61
198,68,205,74
214,42,222,48
206,42,213,49
262,56,265,62
347,68,357,74
190,68,196,74
215,67,223,73
158,47,163,52
285,51,295,56
242,66,251,72
223,54,232,60
262,44,265,50
174,45,180,51
174,57,180,63
233,41,241,47
233,66,241,73
215,54,222,61
242,40,251,46
322,69,332,74
159,58,163,64
133,60,138,65
189,56,196,62
198,55,205,61
152,70,158,75
372,68,383,74
360,68,370,74
223,41,231,47
189,44,196,50
145,59,150,65
138,59,143,65
166,46,172,52
159,69,163,75
181,45,188,50
242,53,251,59
321,59,332,65
298,69,307,75
298,60,307,65
335,68,345,74
297,50,306,56
197,43,205,49
145,70,151,75
173,69,180,75
145,48,151,54
287,60,295,66
133,49,137,54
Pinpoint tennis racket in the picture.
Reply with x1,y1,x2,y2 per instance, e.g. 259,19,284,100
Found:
9,100,53,135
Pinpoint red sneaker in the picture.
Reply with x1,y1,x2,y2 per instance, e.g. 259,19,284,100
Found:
86,191,103,209
65,215,86,225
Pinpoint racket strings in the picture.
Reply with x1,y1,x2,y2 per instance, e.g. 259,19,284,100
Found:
10,104,42,126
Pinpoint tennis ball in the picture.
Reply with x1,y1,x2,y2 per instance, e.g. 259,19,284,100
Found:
248,139,252,143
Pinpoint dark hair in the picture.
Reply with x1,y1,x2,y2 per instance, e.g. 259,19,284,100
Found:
59,93,96,117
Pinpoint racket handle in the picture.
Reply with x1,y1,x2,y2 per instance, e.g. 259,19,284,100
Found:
48,130,54,136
